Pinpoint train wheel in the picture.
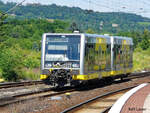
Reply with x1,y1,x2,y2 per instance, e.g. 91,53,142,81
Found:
120,77,124,81
104,77,114,85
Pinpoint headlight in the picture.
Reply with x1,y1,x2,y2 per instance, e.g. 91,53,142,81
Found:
45,63,52,68
72,63,79,68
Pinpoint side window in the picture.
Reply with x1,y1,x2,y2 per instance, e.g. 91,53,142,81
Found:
86,43,95,71
106,44,111,70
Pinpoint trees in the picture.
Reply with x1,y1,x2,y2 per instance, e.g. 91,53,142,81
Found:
140,29,150,50
0,18,72,81
1,1,150,33
69,22,80,32
86,28,95,34
0,45,23,81
0,11,8,42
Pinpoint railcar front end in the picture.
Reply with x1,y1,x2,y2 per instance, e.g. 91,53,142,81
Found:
40,34,85,86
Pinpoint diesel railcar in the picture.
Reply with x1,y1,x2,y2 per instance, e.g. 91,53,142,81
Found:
40,33,133,87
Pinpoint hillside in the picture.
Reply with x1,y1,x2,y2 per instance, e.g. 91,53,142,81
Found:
1,1,150,33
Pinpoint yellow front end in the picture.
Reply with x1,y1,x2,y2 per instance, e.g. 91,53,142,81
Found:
0,78,4,82
72,75,89,80
40,74,48,80
72,73,100,81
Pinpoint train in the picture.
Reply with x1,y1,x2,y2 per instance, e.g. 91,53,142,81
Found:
40,33,133,87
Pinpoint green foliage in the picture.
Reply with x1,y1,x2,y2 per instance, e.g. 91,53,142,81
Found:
0,18,71,81
133,48,150,71
140,29,150,50
0,45,23,81
0,68,2,77
0,11,7,25
0,11,8,42
22,51,40,68
15,68,40,80
86,28,95,34
0,42,41,81
1,1,150,33
138,22,150,26
69,22,80,32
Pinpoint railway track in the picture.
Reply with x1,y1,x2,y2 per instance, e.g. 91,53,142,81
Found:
60,71,150,113
0,86,76,107
0,80,43,89
61,87,133,113
0,71,149,110
127,71,150,79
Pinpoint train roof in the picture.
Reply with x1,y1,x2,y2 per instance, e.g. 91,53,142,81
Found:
43,33,132,39
84,33,111,39
84,33,132,40
113,36,133,45
113,36,133,41
43,33,133,45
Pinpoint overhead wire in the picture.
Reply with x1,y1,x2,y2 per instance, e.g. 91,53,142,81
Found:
0,0,26,20
2,0,150,17
6,0,26,13
86,0,150,15
135,0,150,13
83,0,115,11
94,0,141,13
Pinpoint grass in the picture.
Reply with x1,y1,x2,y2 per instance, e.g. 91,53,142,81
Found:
16,68,40,80
133,47,150,72
138,22,150,26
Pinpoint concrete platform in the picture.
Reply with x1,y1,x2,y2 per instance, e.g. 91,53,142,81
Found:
109,83,150,113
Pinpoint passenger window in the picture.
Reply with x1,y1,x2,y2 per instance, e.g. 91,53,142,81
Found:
107,45,109,48
120,50,122,54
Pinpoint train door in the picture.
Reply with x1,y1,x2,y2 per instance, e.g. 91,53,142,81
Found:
113,38,122,71
122,40,128,71
106,41,111,71
95,38,107,71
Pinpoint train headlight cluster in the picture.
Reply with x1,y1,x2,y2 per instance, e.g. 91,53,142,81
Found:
72,63,79,68
45,62,79,68
45,63,52,68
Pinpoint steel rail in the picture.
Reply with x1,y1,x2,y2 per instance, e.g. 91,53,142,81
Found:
0,80,43,89
0,71,149,109
61,71,150,113
0,87,75,107
60,87,134,113
101,107,111,113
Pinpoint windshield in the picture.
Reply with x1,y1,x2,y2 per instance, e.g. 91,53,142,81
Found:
44,35,80,68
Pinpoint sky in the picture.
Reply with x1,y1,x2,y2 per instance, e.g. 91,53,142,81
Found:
2,0,150,18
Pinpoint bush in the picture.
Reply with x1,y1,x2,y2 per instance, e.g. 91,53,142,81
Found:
15,68,40,80
0,68,2,78
22,51,40,68
0,45,23,81
140,29,150,50
133,48,150,71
